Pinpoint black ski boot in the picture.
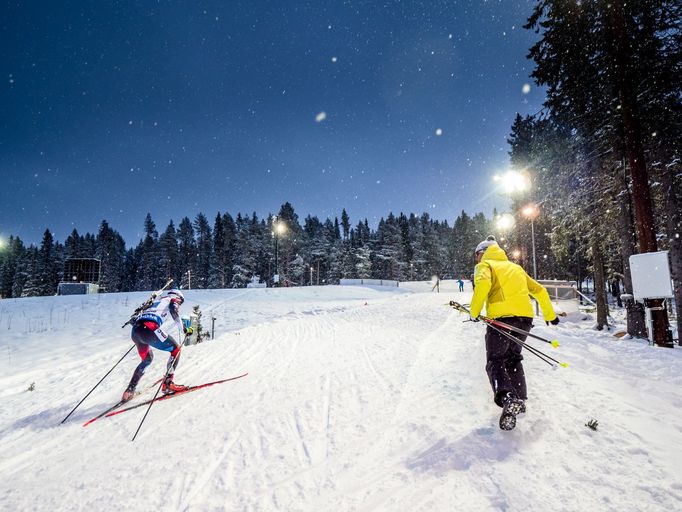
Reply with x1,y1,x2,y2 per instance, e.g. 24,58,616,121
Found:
499,394,525,431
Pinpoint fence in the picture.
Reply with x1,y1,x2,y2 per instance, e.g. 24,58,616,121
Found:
537,280,582,314
339,279,400,288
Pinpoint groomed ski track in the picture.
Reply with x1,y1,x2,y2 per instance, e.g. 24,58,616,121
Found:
1,283,681,511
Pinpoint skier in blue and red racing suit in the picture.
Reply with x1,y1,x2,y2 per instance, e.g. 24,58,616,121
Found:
122,289,190,402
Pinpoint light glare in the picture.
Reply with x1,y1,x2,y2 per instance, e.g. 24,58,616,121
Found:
497,170,530,194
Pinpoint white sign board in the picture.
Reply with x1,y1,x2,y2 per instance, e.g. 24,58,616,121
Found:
629,251,673,300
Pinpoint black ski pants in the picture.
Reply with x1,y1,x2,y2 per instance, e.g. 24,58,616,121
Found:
485,316,533,407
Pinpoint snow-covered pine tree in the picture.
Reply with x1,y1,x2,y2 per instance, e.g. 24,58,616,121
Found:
34,229,58,296
158,220,179,286
96,220,126,293
209,213,225,288
19,246,40,297
0,236,25,298
193,213,213,289
177,217,196,289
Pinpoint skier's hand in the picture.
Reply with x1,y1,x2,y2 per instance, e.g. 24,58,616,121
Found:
184,326,194,335
469,316,480,323
546,317,560,326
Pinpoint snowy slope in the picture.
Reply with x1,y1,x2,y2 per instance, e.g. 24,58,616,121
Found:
1,282,681,511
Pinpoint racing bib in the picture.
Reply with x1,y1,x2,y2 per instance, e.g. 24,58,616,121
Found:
154,327,168,341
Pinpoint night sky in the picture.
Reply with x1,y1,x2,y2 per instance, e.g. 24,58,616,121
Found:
1,0,545,245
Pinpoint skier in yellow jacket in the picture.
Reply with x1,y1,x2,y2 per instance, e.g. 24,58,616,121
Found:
470,236,558,426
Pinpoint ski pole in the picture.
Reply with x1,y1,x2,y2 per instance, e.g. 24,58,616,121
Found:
131,333,187,441
481,315,560,348
131,355,175,441
448,301,568,368
484,319,567,368
449,300,559,346
60,345,135,424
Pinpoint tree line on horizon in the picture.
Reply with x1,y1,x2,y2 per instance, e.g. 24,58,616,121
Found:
1,204,522,298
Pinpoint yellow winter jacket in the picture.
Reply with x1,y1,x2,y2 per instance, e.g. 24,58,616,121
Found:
469,243,557,321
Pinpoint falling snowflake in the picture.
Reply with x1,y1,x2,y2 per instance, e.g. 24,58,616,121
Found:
435,128,443,136
522,84,531,94
315,112,327,122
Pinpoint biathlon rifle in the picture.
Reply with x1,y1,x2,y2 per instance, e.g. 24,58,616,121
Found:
121,278,174,328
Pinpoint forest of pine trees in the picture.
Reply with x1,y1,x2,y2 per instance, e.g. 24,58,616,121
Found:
502,0,681,334
0,204,503,298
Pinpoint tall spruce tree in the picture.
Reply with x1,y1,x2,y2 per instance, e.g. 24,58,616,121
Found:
177,217,197,289
1,236,25,298
158,220,179,284
96,220,126,293
194,213,213,289
138,213,160,291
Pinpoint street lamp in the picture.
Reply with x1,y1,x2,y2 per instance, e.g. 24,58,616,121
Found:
495,213,516,232
521,203,540,279
493,170,531,194
310,266,314,286
272,218,287,283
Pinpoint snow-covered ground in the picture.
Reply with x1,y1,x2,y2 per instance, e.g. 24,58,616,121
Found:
1,281,681,511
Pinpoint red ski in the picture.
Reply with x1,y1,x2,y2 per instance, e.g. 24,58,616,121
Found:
86,373,248,425
82,378,163,427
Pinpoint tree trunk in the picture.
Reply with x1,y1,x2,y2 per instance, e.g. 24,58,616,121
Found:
611,280,623,307
609,1,670,345
593,237,609,330
617,168,647,337
661,163,682,342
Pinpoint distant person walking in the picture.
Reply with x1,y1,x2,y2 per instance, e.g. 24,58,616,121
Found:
457,278,464,292
469,236,558,430
122,289,190,402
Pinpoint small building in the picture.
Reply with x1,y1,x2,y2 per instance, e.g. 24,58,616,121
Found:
57,258,101,295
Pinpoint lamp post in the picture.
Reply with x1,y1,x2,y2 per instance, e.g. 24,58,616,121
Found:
521,203,539,279
493,170,531,194
272,218,287,284
310,266,314,286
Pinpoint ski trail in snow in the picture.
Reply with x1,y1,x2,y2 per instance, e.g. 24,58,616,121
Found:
322,294,465,508
322,372,331,461
174,417,247,511
4,286,682,511
170,303,327,510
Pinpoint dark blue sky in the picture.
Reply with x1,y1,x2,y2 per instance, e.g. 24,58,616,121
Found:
1,0,544,245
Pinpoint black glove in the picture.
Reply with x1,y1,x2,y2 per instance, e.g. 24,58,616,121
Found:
470,316,480,323
546,317,560,326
